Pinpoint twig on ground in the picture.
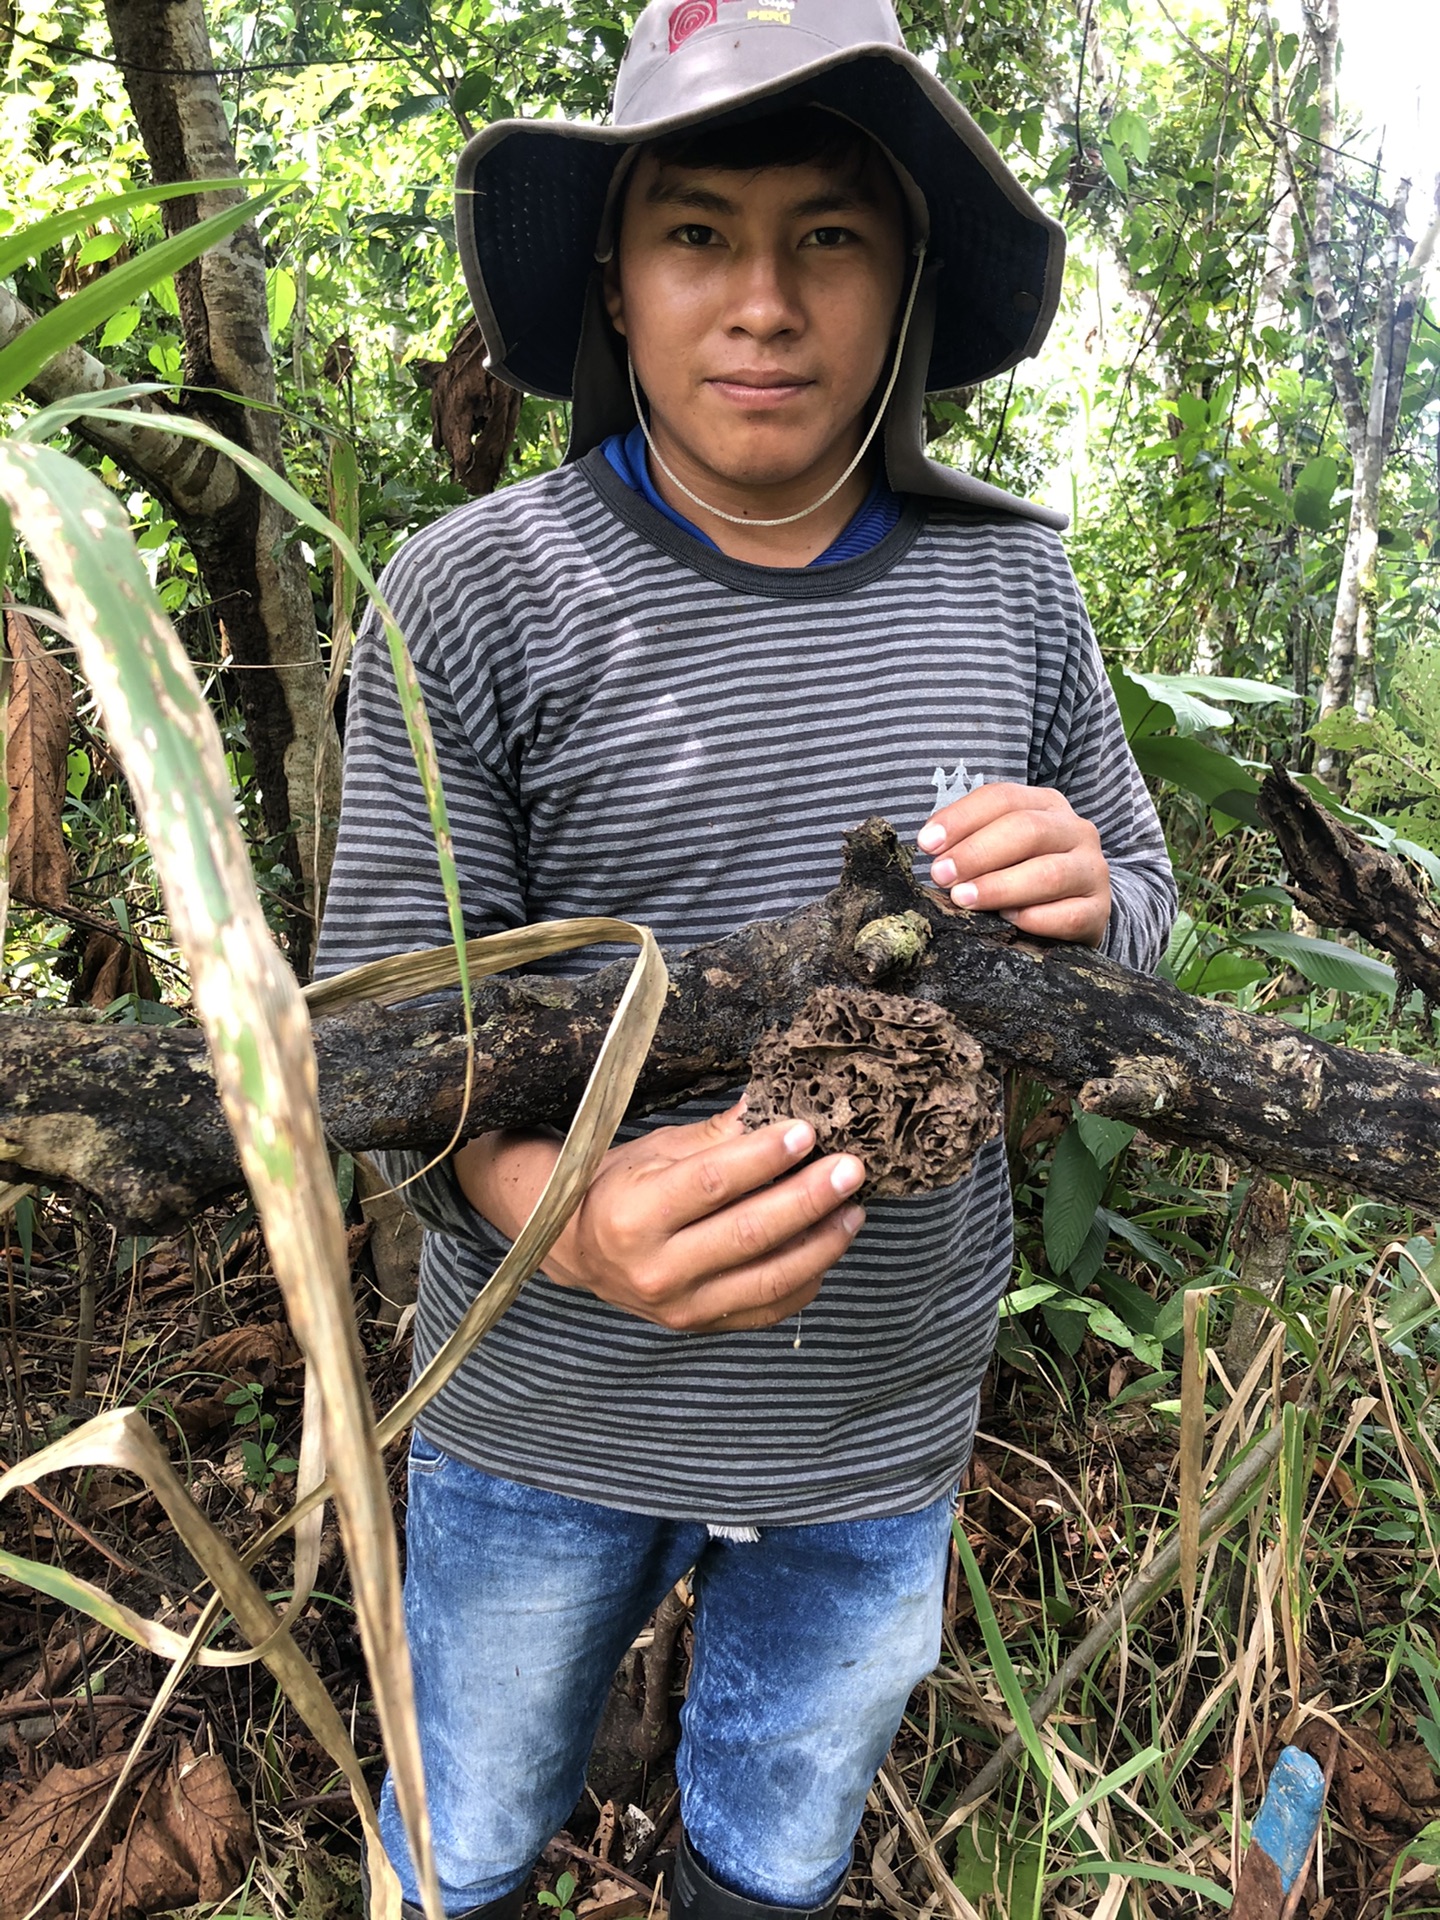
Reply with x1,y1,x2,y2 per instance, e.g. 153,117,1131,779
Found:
0,1690,202,1723
546,1839,658,1901
632,1582,690,1762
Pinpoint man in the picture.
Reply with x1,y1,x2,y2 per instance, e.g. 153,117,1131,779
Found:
317,4,1176,1916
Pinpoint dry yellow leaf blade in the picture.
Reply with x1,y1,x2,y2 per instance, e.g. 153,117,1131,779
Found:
254,914,669,1560
302,915,651,1015
0,440,435,1920
0,1409,404,1920
1178,1286,1212,1624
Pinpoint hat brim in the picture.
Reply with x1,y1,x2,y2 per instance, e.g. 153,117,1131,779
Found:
456,44,1064,401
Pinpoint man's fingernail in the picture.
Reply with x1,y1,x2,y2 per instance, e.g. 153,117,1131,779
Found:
734,1093,748,1116
784,1122,813,1156
841,1204,866,1233
952,882,979,907
917,821,946,852
931,857,957,887
831,1156,864,1195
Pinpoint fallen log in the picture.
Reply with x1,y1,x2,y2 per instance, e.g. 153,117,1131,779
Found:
3,819,1439,1233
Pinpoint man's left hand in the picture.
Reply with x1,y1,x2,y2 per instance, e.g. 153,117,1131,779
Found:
916,783,1111,947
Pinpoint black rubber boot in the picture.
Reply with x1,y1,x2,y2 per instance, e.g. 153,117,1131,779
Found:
670,1833,846,1920
360,1851,530,1920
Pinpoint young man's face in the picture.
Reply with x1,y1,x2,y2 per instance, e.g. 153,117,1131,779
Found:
605,141,908,494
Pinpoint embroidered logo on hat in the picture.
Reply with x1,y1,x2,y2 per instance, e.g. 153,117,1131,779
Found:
668,0,717,51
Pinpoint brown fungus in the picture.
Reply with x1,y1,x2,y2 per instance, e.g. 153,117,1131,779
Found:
744,987,1002,1198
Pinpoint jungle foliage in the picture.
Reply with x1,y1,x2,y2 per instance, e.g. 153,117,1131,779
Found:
1,0,1439,1916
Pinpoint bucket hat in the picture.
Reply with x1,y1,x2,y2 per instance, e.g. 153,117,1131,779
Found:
454,0,1068,527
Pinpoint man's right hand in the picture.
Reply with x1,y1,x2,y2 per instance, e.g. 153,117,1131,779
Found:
453,1102,866,1333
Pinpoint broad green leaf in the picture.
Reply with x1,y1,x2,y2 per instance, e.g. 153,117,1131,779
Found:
1309,705,1377,752
267,264,297,336
1097,1208,1185,1280
1159,907,1199,987
1109,662,1176,741
1000,1280,1062,1316
1108,108,1152,164
0,186,287,403
1135,670,1300,710
1086,1301,1145,1349
452,67,492,116
98,305,140,348
1100,140,1129,193
393,93,447,123
1239,929,1396,999
1122,669,1298,738
1174,392,1208,432
1292,453,1340,531
1075,1111,1135,1168
1395,837,1440,889
1188,948,1269,996
1044,1125,1105,1274
76,229,126,266
1131,733,1263,824
1111,665,1295,744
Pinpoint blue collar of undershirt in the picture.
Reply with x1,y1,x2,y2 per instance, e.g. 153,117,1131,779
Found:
600,424,902,567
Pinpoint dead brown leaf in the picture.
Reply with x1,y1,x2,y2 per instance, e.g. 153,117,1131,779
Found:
0,1753,129,1919
65,927,158,1009
91,1743,252,1919
171,1323,303,1441
414,318,523,495
1295,1723,1440,1844
188,1321,301,1383
4,608,73,910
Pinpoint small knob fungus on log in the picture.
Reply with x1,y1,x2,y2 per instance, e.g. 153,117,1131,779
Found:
744,987,1002,1198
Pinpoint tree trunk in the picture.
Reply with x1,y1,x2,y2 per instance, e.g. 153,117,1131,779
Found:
2,821,1438,1233
1279,2,1440,778
1319,179,1411,729
102,0,338,975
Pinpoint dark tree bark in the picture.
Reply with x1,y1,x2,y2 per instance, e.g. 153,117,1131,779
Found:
3,822,1439,1233
1259,766,1440,1008
101,0,337,974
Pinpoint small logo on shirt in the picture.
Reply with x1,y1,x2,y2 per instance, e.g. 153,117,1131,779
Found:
932,760,986,811
668,0,717,50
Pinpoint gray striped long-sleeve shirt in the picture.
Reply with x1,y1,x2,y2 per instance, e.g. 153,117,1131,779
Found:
315,451,1176,1526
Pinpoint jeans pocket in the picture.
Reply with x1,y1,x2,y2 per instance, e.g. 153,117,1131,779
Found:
408,1428,449,1477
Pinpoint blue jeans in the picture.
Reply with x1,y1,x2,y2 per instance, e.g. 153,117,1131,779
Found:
379,1431,956,1916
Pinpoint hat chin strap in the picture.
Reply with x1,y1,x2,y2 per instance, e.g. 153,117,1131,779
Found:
627,242,927,530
